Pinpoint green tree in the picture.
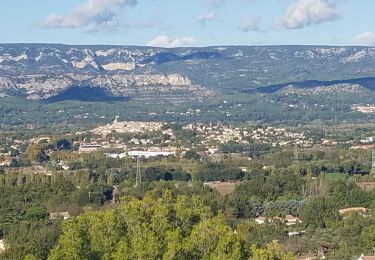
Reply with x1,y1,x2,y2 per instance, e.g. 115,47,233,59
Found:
48,191,244,259
25,144,48,163
23,207,49,222
250,242,296,260
361,224,375,253
300,196,340,228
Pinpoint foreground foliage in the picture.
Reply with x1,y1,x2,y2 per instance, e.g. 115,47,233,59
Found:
48,191,295,260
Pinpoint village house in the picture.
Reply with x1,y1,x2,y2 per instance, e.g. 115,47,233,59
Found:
0,239,5,254
318,243,335,258
78,144,103,153
284,215,302,226
357,254,375,260
49,211,70,220
255,216,266,224
127,150,175,159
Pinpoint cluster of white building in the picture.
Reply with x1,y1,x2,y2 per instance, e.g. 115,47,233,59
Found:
251,127,312,147
183,123,313,148
352,104,375,114
184,123,248,145
91,118,163,137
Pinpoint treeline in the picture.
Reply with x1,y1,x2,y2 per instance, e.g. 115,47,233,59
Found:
144,166,191,182
0,173,114,242
3,90,375,131
196,162,245,181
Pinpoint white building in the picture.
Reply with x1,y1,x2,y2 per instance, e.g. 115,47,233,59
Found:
0,239,6,254
128,150,174,159
78,144,103,153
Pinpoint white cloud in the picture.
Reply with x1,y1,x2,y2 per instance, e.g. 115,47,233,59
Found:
238,16,261,32
352,32,375,46
40,0,137,30
279,0,340,29
197,11,219,26
147,35,199,48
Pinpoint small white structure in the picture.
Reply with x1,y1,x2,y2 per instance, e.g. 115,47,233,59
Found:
49,211,70,220
0,239,6,254
284,215,301,226
357,254,375,260
79,144,103,153
255,216,266,224
127,150,174,159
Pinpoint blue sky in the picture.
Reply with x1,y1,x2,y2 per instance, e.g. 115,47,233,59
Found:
1,0,375,47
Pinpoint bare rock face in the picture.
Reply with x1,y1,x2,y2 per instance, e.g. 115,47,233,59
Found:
0,77,16,89
0,45,212,100
102,62,136,71
0,73,208,100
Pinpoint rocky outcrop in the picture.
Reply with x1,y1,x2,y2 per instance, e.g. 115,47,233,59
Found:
0,73,208,100
102,62,136,71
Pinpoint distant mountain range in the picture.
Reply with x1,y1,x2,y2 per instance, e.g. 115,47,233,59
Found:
1,44,375,100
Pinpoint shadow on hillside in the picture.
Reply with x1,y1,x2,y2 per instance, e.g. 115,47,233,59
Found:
44,86,130,103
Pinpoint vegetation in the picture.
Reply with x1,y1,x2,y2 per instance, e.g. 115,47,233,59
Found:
2,122,375,259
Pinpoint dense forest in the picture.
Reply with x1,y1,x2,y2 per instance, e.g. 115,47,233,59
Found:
2,89,375,132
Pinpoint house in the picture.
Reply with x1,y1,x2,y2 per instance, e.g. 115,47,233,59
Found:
318,243,335,258
339,207,368,215
255,216,266,224
49,211,70,220
78,144,103,153
358,254,375,260
0,239,6,254
127,150,174,159
284,215,301,226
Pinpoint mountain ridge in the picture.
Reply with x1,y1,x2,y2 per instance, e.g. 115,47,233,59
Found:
1,44,375,100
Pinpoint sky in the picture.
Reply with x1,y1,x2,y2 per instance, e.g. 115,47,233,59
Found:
0,0,375,47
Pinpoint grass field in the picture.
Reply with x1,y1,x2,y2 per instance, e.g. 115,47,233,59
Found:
204,181,240,196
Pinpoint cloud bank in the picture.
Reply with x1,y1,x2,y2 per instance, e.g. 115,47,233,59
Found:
147,35,199,48
280,0,340,29
40,0,137,31
352,32,375,46
238,16,261,32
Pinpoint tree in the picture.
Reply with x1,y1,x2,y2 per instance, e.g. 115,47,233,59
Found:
25,144,48,163
184,150,201,160
361,224,375,253
23,207,48,222
300,197,340,228
250,242,296,260
2,220,61,260
185,215,242,259
48,218,91,260
55,138,72,150
48,191,244,259
237,221,287,246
